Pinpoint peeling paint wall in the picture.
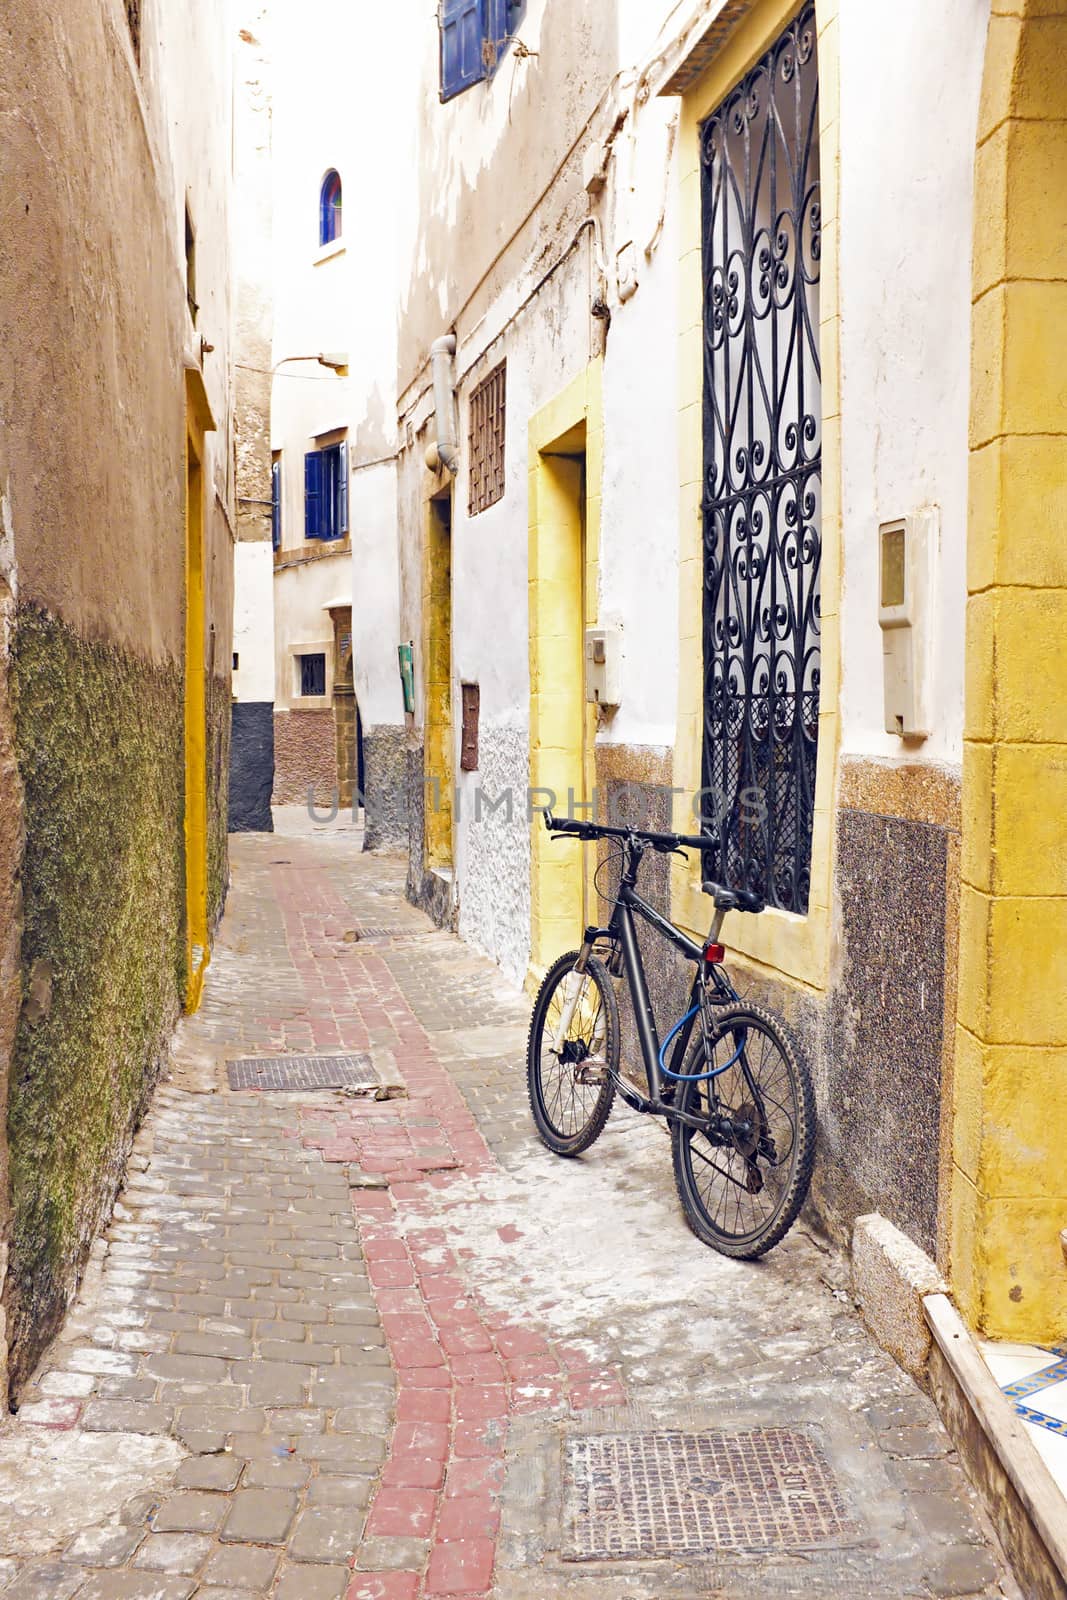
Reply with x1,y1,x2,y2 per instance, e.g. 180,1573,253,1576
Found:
0,0,235,1398
396,0,620,392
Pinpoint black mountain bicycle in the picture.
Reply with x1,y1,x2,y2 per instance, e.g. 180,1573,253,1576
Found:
526,813,816,1259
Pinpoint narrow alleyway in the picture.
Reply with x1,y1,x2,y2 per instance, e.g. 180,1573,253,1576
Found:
0,816,1018,1600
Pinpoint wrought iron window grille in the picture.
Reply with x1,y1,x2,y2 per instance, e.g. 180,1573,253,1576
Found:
699,2,821,915
300,653,327,698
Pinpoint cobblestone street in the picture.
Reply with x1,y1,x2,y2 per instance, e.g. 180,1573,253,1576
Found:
0,815,1020,1600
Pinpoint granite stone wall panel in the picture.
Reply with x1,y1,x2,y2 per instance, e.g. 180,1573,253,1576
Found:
272,708,337,806
362,723,408,850
636,777,953,1256
826,809,948,1255
406,740,426,903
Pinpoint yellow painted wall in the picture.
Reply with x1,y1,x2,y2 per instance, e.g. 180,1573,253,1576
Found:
423,494,454,873
527,363,602,982
952,0,1067,1341
671,0,842,990
183,377,211,1014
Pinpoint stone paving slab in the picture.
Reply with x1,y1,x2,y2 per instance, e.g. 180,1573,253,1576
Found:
0,811,1023,1598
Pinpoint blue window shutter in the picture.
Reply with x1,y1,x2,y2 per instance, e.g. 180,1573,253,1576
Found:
486,0,523,72
486,0,506,64
304,450,323,538
321,445,337,540
441,0,487,101
338,442,349,535
271,460,281,550
319,170,341,246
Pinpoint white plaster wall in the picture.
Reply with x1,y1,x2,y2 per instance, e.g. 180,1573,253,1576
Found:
393,0,687,977
270,0,357,682
232,542,275,703
271,0,407,730
836,0,987,765
598,93,681,756
350,461,404,728
449,259,598,980
233,6,272,539
272,556,348,712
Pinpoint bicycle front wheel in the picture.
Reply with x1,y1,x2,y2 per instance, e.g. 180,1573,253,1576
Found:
527,951,618,1156
670,1003,815,1259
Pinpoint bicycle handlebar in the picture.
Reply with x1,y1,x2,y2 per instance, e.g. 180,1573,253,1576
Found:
543,810,717,854
543,812,766,912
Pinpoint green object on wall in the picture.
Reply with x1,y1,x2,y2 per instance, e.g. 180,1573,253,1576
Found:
398,642,415,713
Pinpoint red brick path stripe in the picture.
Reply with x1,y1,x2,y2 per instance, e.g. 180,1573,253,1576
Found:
282,858,624,1599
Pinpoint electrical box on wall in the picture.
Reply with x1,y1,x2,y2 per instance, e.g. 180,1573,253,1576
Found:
584,625,622,707
877,507,938,739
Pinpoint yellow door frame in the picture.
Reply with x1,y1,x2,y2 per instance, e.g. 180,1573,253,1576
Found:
527,361,602,986
184,366,215,1013
423,489,454,874
670,0,843,993
951,0,1067,1340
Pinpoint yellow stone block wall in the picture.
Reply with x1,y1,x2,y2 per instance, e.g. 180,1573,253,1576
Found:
422,498,453,873
953,0,1067,1339
527,364,603,983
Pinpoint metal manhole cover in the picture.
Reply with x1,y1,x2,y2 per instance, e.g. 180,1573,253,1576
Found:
562,1429,857,1559
226,1053,379,1091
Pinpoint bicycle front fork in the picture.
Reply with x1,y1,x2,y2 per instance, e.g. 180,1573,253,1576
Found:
548,942,593,1054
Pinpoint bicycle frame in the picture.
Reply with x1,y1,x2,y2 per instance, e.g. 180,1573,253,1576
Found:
571,843,739,1125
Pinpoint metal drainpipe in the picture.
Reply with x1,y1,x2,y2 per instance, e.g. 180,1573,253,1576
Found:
426,334,459,475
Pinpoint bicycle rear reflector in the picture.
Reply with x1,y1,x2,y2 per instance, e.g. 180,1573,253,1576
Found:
704,943,725,964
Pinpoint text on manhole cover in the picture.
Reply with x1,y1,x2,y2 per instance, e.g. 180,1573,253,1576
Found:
562,1429,857,1559
226,1053,379,1092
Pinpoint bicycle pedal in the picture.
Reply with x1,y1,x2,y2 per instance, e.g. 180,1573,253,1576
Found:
575,1064,610,1085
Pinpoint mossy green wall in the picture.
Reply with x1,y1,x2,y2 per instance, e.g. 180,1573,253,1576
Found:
5,607,188,1391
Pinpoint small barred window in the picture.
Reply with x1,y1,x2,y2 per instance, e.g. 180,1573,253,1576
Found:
460,683,480,772
468,362,506,516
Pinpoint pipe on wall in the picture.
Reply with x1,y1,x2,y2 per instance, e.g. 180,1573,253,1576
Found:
426,334,459,475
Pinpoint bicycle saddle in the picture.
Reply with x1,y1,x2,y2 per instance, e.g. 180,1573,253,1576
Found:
701,882,765,914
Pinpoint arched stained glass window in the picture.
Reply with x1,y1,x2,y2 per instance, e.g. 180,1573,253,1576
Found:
319,170,342,246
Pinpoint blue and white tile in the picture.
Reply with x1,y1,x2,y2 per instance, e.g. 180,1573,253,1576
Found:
1026,1419,1067,1495
979,1338,1063,1388
979,1338,1067,1502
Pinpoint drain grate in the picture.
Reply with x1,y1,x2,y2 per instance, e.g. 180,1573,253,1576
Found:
226,1053,379,1092
562,1429,856,1559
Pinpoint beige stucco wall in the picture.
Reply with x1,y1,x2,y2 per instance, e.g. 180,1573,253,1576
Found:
0,0,235,1398
0,0,234,662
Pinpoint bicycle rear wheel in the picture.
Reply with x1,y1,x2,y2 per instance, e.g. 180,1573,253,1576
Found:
670,1003,814,1259
527,951,618,1156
